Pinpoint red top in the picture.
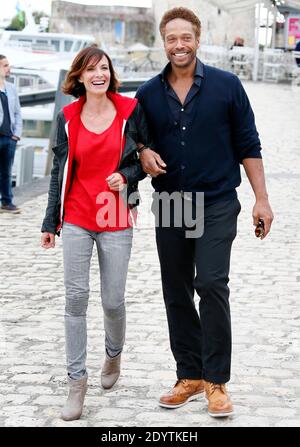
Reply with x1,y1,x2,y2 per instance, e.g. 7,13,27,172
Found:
64,113,131,232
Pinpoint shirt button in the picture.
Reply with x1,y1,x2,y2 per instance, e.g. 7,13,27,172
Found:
181,108,184,112
182,126,186,130
181,165,185,170
181,141,185,146
174,121,178,126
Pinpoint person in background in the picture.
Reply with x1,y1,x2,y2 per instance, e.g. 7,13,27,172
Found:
41,46,152,421
0,55,22,214
231,37,245,49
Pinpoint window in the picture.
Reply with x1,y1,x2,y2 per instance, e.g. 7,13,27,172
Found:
51,39,60,51
115,21,125,44
74,41,82,52
36,39,48,45
24,120,38,131
7,75,16,85
19,76,34,90
22,120,52,138
64,40,73,52
10,36,31,42
37,77,50,90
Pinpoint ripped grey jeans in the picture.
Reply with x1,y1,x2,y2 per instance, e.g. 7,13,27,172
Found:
62,222,133,380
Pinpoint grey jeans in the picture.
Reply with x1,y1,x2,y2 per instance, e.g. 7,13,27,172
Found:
62,222,133,380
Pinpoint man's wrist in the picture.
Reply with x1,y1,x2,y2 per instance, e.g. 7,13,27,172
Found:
137,145,155,155
255,193,269,201
137,145,149,154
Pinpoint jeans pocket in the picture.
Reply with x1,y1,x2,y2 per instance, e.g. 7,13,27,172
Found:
9,139,17,149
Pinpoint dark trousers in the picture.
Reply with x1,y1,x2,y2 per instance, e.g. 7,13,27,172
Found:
155,198,241,383
0,136,17,206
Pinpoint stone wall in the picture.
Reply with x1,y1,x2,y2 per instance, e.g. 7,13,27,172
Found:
152,0,256,49
50,0,155,48
50,0,257,62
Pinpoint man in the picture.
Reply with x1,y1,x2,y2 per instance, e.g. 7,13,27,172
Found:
136,7,273,418
0,55,22,214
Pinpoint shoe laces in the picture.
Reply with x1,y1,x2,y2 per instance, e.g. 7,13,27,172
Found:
175,379,189,387
170,379,189,393
206,382,226,396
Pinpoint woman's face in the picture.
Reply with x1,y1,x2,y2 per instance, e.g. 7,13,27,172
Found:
79,55,111,96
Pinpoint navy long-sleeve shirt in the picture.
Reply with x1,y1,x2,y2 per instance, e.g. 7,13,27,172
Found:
136,59,262,204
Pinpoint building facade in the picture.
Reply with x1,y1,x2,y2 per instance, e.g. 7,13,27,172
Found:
50,1,155,49
152,0,256,48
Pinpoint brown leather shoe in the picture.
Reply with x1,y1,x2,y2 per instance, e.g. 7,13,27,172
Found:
159,379,204,409
204,380,234,417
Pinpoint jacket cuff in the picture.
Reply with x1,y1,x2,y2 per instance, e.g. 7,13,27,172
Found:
41,222,56,234
118,172,127,184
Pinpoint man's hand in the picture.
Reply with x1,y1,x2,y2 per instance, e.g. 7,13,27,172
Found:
106,173,126,191
252,198,274,239
41,232,55,249
139,149,167,177
11,136,19,141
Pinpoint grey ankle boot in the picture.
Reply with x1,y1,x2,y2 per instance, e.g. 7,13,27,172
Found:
61,376,88,421
101,352,121,389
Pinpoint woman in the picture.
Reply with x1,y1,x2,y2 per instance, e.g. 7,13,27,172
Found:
41,46,152,421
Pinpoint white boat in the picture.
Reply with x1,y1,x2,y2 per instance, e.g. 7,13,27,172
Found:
0,17,96,92
1,29,95,55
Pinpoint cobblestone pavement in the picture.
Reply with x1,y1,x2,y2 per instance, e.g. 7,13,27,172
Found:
0,82,300,428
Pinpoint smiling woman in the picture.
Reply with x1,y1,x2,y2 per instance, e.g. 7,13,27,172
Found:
62,47,120,97
40,44,154,422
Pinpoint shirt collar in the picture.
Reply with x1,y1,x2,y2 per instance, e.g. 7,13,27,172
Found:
0,81,7,94
159,57,204,86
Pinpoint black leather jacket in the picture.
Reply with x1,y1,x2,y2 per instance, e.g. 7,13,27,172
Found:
41,102,152,235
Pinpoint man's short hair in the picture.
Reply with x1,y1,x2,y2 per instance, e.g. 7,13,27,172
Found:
0,55,7,61
159,7,201,40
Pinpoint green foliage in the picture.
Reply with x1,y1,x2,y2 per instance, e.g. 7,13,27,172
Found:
33,11,49,25
6,11,25,31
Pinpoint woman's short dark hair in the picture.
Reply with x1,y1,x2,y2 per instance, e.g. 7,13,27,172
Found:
62,46,120,98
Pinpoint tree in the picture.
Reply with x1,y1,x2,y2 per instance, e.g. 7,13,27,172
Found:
33,11,50,31
5,11,25,31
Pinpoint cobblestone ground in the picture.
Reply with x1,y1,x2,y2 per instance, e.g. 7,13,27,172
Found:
0,82,300,427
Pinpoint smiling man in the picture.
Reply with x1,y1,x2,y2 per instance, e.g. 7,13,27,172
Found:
136,7,273,418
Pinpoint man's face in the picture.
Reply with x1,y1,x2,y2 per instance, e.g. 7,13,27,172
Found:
0,58,11,78
163,18,200,69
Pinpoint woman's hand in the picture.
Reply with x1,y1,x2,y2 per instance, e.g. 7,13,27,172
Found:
106,173,126,191
41,232,55,249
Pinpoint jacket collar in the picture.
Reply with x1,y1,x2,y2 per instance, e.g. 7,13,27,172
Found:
1,80,12,93
62,91,137,123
